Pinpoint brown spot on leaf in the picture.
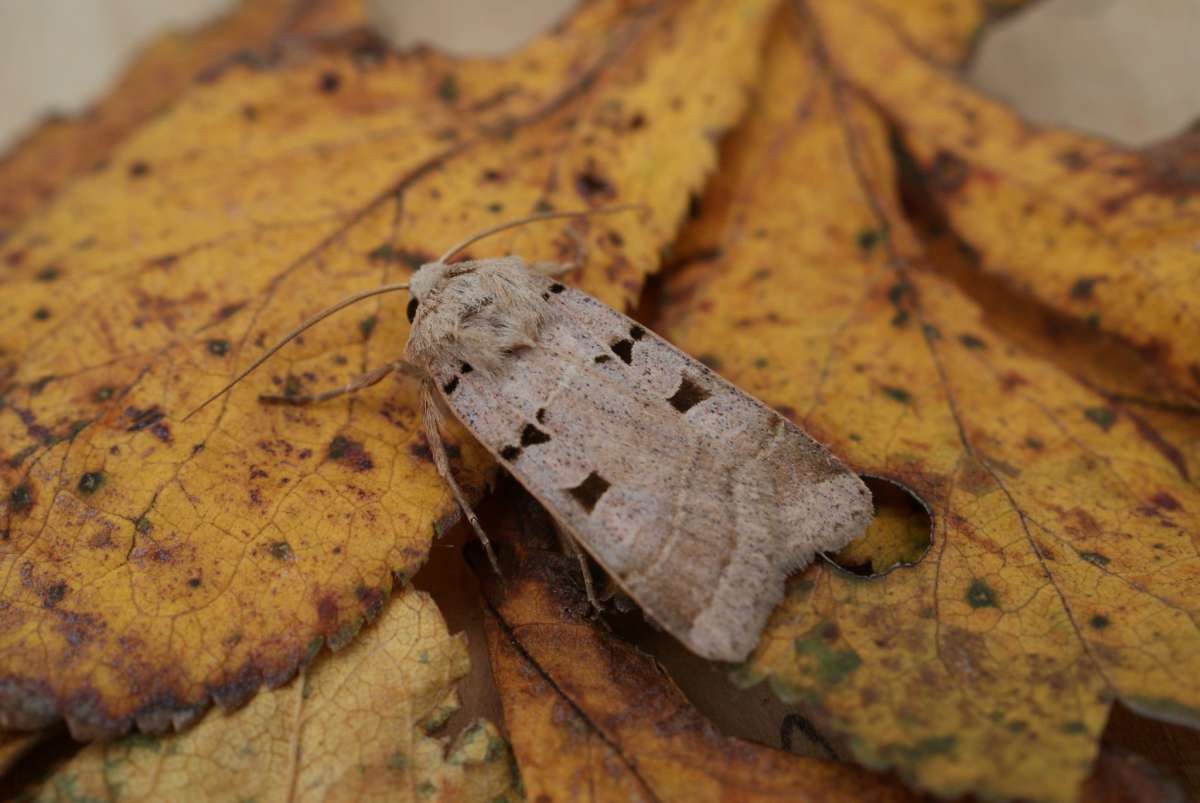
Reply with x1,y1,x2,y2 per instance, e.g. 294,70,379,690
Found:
575,162,616,203
125,406,166,433
317,595,339,627
328,435,374,472
927,150,968,192
1149,492,1180,511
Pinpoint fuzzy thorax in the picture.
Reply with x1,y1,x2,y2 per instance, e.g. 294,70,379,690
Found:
405,256,550,374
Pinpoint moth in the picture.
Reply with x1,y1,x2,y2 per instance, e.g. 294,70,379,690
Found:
188,209,873,662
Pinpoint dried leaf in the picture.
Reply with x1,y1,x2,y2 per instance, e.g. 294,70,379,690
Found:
814,0,1200,403
0,0,367,235
657,5,1200,802
21,588,519,802
476,501,917,803
0,0,776,737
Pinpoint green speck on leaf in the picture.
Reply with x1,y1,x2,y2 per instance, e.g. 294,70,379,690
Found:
388,751,408,770
1084,407,1116,430
269,541,292,560
78,471,104,495
304,635,323,663
10,484,34,513
1080,551,1109,567
1089,614,1110,629
753,357,769,369
359,315,377,339
437,74,459,103
124,732,161,752
328,617,364,650
1061,720,1088,734
881,385,912,404
856,228,883,251
793,623,862,685
368,242,395,262
417,780,437,797
966,579,997,608
887,281,912,305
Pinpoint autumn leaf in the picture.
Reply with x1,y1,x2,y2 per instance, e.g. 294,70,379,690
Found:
21,588,520,802
814,0,1200,405
0,0,367,235
656,3,1200,802
0,0,776,738
474,497,918,803
855,0,1035,65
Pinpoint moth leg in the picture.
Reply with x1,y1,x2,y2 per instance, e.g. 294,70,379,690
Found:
259,360,419,406
529,226,588,276
420,381,502,575
557,528,602,615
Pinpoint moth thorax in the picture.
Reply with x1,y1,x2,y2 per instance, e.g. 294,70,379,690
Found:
407,257,549,373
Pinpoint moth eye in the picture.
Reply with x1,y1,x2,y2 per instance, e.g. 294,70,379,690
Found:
406,297,419,323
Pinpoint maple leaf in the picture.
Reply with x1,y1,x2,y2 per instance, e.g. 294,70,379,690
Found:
656,2,1200,801
22,588,520,802
0,0,776,738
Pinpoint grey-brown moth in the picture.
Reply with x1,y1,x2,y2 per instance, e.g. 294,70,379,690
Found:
188,210,874,662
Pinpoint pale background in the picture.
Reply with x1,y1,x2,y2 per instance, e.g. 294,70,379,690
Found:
1,0,1199,152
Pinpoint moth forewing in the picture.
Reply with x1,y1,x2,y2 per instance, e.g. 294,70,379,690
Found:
427,268,873,662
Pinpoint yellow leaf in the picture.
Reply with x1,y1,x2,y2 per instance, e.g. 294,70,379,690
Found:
22,588,518,802
0,0,776,737
658,5,1200,802
478,506,919,803
815,0,1200,403
0,0,367,234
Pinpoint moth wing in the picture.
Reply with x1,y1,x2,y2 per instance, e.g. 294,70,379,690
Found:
432,279,872,662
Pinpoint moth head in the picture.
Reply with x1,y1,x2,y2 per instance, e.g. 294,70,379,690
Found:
407,260,473,323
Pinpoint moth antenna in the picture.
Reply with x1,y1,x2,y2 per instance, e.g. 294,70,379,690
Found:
438,203,646,264
182,281,410,421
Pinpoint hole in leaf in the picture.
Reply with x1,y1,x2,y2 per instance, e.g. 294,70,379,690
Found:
667,375,711,413
442,377,459,395
499,445,521,461
567,471,610,512
825,475,932,577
